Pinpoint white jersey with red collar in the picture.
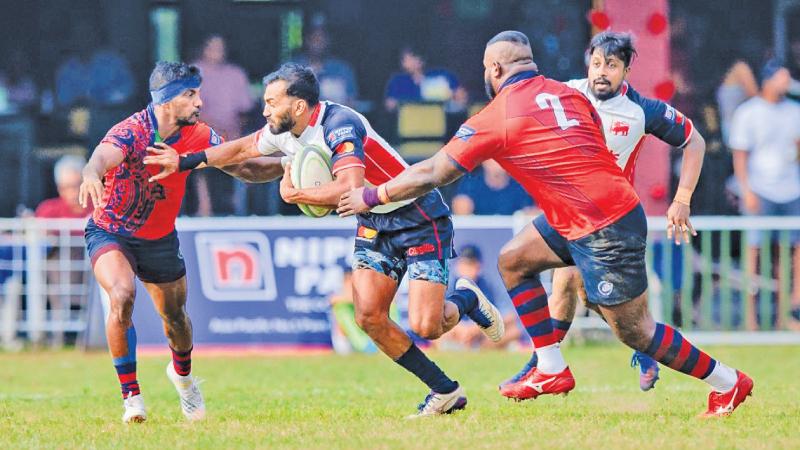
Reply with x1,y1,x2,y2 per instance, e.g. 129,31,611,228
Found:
255,101,425,214
566,79,694,181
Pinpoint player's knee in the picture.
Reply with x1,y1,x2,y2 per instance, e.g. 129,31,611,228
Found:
411,320,443,340
497,244,527,280
163,306,189,327
108,285,135,325
610,317,653,351
354,308,386,335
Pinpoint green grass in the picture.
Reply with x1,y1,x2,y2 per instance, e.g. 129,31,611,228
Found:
0,345,798,449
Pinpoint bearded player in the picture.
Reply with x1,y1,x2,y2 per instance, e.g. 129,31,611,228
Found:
144,63,505,417
79,61,233,423
338,31,752,417
501,31,707,396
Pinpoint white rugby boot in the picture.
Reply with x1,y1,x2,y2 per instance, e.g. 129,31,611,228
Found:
456,277,505,342
408,384,468,418
166,361,206,421
122,393,147,424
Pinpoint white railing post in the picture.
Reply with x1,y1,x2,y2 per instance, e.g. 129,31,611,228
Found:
24,219,46,345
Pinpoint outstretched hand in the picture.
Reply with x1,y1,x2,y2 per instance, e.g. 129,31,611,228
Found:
78,175,102,209
337,187,369,217
143,142,179,182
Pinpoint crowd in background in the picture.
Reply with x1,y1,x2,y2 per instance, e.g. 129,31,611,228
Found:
2,6,800,340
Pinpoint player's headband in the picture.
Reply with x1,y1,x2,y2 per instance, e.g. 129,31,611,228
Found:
150,74,202,105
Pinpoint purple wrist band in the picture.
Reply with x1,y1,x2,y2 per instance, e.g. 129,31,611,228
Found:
362,187,381,208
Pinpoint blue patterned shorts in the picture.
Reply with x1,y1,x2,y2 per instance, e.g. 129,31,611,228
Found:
353,247,449,285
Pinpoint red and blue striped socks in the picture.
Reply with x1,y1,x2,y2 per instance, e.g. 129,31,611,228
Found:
112,326,139,399
171,347,192,377
509,278,566,374
644,323,736,392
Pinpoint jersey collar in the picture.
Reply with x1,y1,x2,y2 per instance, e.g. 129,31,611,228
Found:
308,102,323,126
498,70,539,94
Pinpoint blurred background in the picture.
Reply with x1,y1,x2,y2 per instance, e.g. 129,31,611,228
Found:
0,0,799,352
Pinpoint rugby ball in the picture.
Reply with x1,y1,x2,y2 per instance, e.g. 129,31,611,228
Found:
291,145,334,217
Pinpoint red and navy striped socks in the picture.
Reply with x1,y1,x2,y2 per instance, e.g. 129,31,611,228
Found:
510,279,558,348
171,347,192,377
644,323,715,379
509,278,566,374
644,322,737,392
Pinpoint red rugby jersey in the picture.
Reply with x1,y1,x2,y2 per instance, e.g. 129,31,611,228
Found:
93,104,222,239
444,71,640,240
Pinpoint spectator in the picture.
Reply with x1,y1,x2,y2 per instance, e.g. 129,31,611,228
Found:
0,49,37,111
384,47,468,112
55,47,134,109
716,60,758,143
55,40,136,146
438,245,521,350
191,34,255,216
34,155,93,347
451,159,533,215
730,60,800,330
293,25,358,106
35,155,93,219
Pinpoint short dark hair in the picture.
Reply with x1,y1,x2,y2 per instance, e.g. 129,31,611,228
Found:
262,63,320,106
487,30,530,47
149,61,202,91
588,31,637,67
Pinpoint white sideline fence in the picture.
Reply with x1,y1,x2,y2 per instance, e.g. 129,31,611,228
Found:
0,215,798,350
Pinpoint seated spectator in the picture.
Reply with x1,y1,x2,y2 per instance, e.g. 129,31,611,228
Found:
35,155,93,219
34,155,93,347
0,49,37,111
55,47,134,109
384,47,468,112
293,25,358,106
451,160,533,215
437,245,521,350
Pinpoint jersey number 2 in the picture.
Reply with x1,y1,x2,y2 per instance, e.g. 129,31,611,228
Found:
536,93,579,130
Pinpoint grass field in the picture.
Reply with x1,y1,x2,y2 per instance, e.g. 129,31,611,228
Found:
0,345,798,449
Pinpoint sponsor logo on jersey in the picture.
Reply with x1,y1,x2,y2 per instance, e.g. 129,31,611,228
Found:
454,124,476,142
356,226,378,242
664,105,676,121
328,126,355,144
337,141,355,153
610,120,630,136
407,243,435,257
209,128,222,146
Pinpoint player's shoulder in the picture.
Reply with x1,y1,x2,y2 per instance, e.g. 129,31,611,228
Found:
181,121,223,147
564,78,589,91
113,108,149,131
320,102,367,142
321,102,365,128
621,82,671,119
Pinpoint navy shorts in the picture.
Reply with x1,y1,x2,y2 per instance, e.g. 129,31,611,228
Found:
353,193,455,285
533,205,648,306
85,219,186,284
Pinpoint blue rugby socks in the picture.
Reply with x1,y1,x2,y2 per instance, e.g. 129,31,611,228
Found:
395,344,458,394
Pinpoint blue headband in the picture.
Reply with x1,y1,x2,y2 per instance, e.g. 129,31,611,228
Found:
150,74,202,104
